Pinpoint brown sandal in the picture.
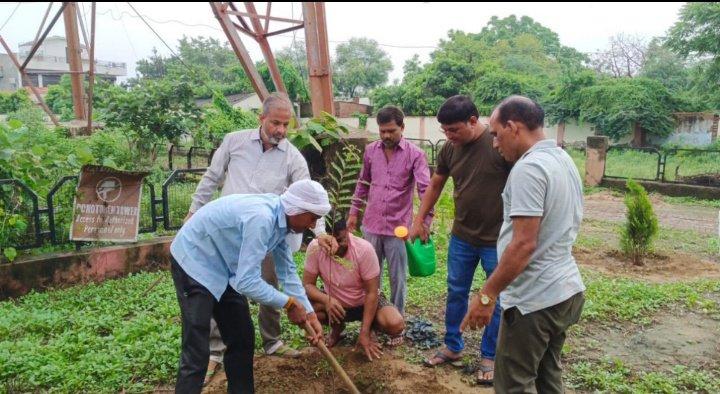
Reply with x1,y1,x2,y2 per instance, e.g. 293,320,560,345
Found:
423,350,463,367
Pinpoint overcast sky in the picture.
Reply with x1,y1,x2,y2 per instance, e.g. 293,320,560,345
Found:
0,2,686,83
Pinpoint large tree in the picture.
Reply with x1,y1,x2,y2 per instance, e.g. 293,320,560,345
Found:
666,2,720,109
333,38,393,98
590,33,647,78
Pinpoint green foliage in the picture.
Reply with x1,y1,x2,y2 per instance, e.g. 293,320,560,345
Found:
569,360,720,393
471,70,545,115
579,77,679,140
288,112,349,153
131,37,254,98
104,78,201,161
351,111,369,129
619,180,659,265
665,2,720,110
371,16,582,116
258,58,310,102
0,90,32,114
666,2,720,79
0,121,92,193
323,143,363,229
334,37,393,98
45,75,125,121
5,106,46,131
201,92,259,145
545,70,597,124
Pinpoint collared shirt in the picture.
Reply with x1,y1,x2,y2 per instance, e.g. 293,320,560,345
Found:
189,128,323,249
349,138,432,236
189,129,310,213
497,139,585,314
304,234,380,308
171,194,313,311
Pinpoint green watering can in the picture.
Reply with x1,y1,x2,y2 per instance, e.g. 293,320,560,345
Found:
395,226,436,277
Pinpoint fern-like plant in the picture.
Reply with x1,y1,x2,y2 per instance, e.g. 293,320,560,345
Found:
323,143,363,230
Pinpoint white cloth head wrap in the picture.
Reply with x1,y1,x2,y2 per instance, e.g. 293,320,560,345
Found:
280,179,331,217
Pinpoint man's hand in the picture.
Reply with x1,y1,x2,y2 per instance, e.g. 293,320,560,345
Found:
460,293,495,332
317,234,339,255
347,214,358,233
355,330,383,361
286,301,309,325
324,295,346,325
183,212,194,224
304,312,324,346
408,220,429,243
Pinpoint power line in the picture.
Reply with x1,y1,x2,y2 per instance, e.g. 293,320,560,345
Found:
125,2,218,94
0,2,20,32
96,4,440,52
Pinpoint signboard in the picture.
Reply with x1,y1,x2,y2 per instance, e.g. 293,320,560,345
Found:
70,165,148,242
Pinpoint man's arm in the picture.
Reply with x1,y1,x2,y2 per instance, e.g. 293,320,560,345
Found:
462,161,547,331
483,216,540,297
301,270,325,303
187,134,232,215
358,276,382,361
409,172,447,241
413,151,434,228
348,147,372,232
461,216,540,331
359,277,380,336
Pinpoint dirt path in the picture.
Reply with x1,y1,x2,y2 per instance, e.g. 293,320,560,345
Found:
584,191,718,235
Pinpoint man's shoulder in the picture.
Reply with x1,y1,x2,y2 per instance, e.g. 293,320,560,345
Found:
350,235,375,255
222,129,256,143
366,140,383,151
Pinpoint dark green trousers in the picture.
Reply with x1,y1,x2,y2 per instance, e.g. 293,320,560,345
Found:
494,292,585,394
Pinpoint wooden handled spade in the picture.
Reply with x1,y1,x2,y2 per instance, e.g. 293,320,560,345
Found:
304,321,360,394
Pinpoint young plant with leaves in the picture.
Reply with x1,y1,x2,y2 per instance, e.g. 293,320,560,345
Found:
620,179,659,265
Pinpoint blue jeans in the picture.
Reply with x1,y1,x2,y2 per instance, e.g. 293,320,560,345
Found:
445,235,502,360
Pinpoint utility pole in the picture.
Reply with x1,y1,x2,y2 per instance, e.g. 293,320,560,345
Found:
63,2,86,120
302,2,333,117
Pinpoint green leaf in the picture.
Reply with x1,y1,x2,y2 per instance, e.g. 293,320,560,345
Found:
3,247,17,262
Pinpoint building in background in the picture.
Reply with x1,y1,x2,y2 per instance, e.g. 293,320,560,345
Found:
0,36,127,92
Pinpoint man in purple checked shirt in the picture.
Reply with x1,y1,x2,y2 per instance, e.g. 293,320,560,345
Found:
348,106,433,344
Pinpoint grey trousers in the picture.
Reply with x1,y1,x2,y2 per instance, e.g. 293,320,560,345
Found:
494,292,585,394
209,254,281,362
363,230,408,315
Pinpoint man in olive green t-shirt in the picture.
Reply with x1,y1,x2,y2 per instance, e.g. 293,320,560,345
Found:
410,95,511,384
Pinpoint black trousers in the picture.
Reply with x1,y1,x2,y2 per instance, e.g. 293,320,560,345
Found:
171,258,255,394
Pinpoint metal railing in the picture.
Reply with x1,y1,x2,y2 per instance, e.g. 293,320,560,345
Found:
601,145,720,186
0,170,204,255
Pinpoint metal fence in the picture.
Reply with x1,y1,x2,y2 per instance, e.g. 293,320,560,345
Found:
0,168,210,254
167,144,217,170
8,142,716,254
404,138,446,168
601,146,720,186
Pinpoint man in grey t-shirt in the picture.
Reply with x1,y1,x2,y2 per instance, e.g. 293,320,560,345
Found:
461,96,585,393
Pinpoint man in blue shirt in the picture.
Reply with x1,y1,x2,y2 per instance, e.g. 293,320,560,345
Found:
171,180,330,393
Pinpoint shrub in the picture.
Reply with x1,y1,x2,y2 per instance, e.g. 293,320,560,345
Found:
620,179,659,265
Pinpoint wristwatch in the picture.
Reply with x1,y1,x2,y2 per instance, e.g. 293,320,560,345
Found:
479,293,495,306
284,296,298,311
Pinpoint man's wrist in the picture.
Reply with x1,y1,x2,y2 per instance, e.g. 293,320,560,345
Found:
284,296,298,311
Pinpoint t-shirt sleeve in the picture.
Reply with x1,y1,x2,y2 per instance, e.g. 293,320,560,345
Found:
357,241,380,281
435,143,451,176
303,241,321,275
509,162,547,218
